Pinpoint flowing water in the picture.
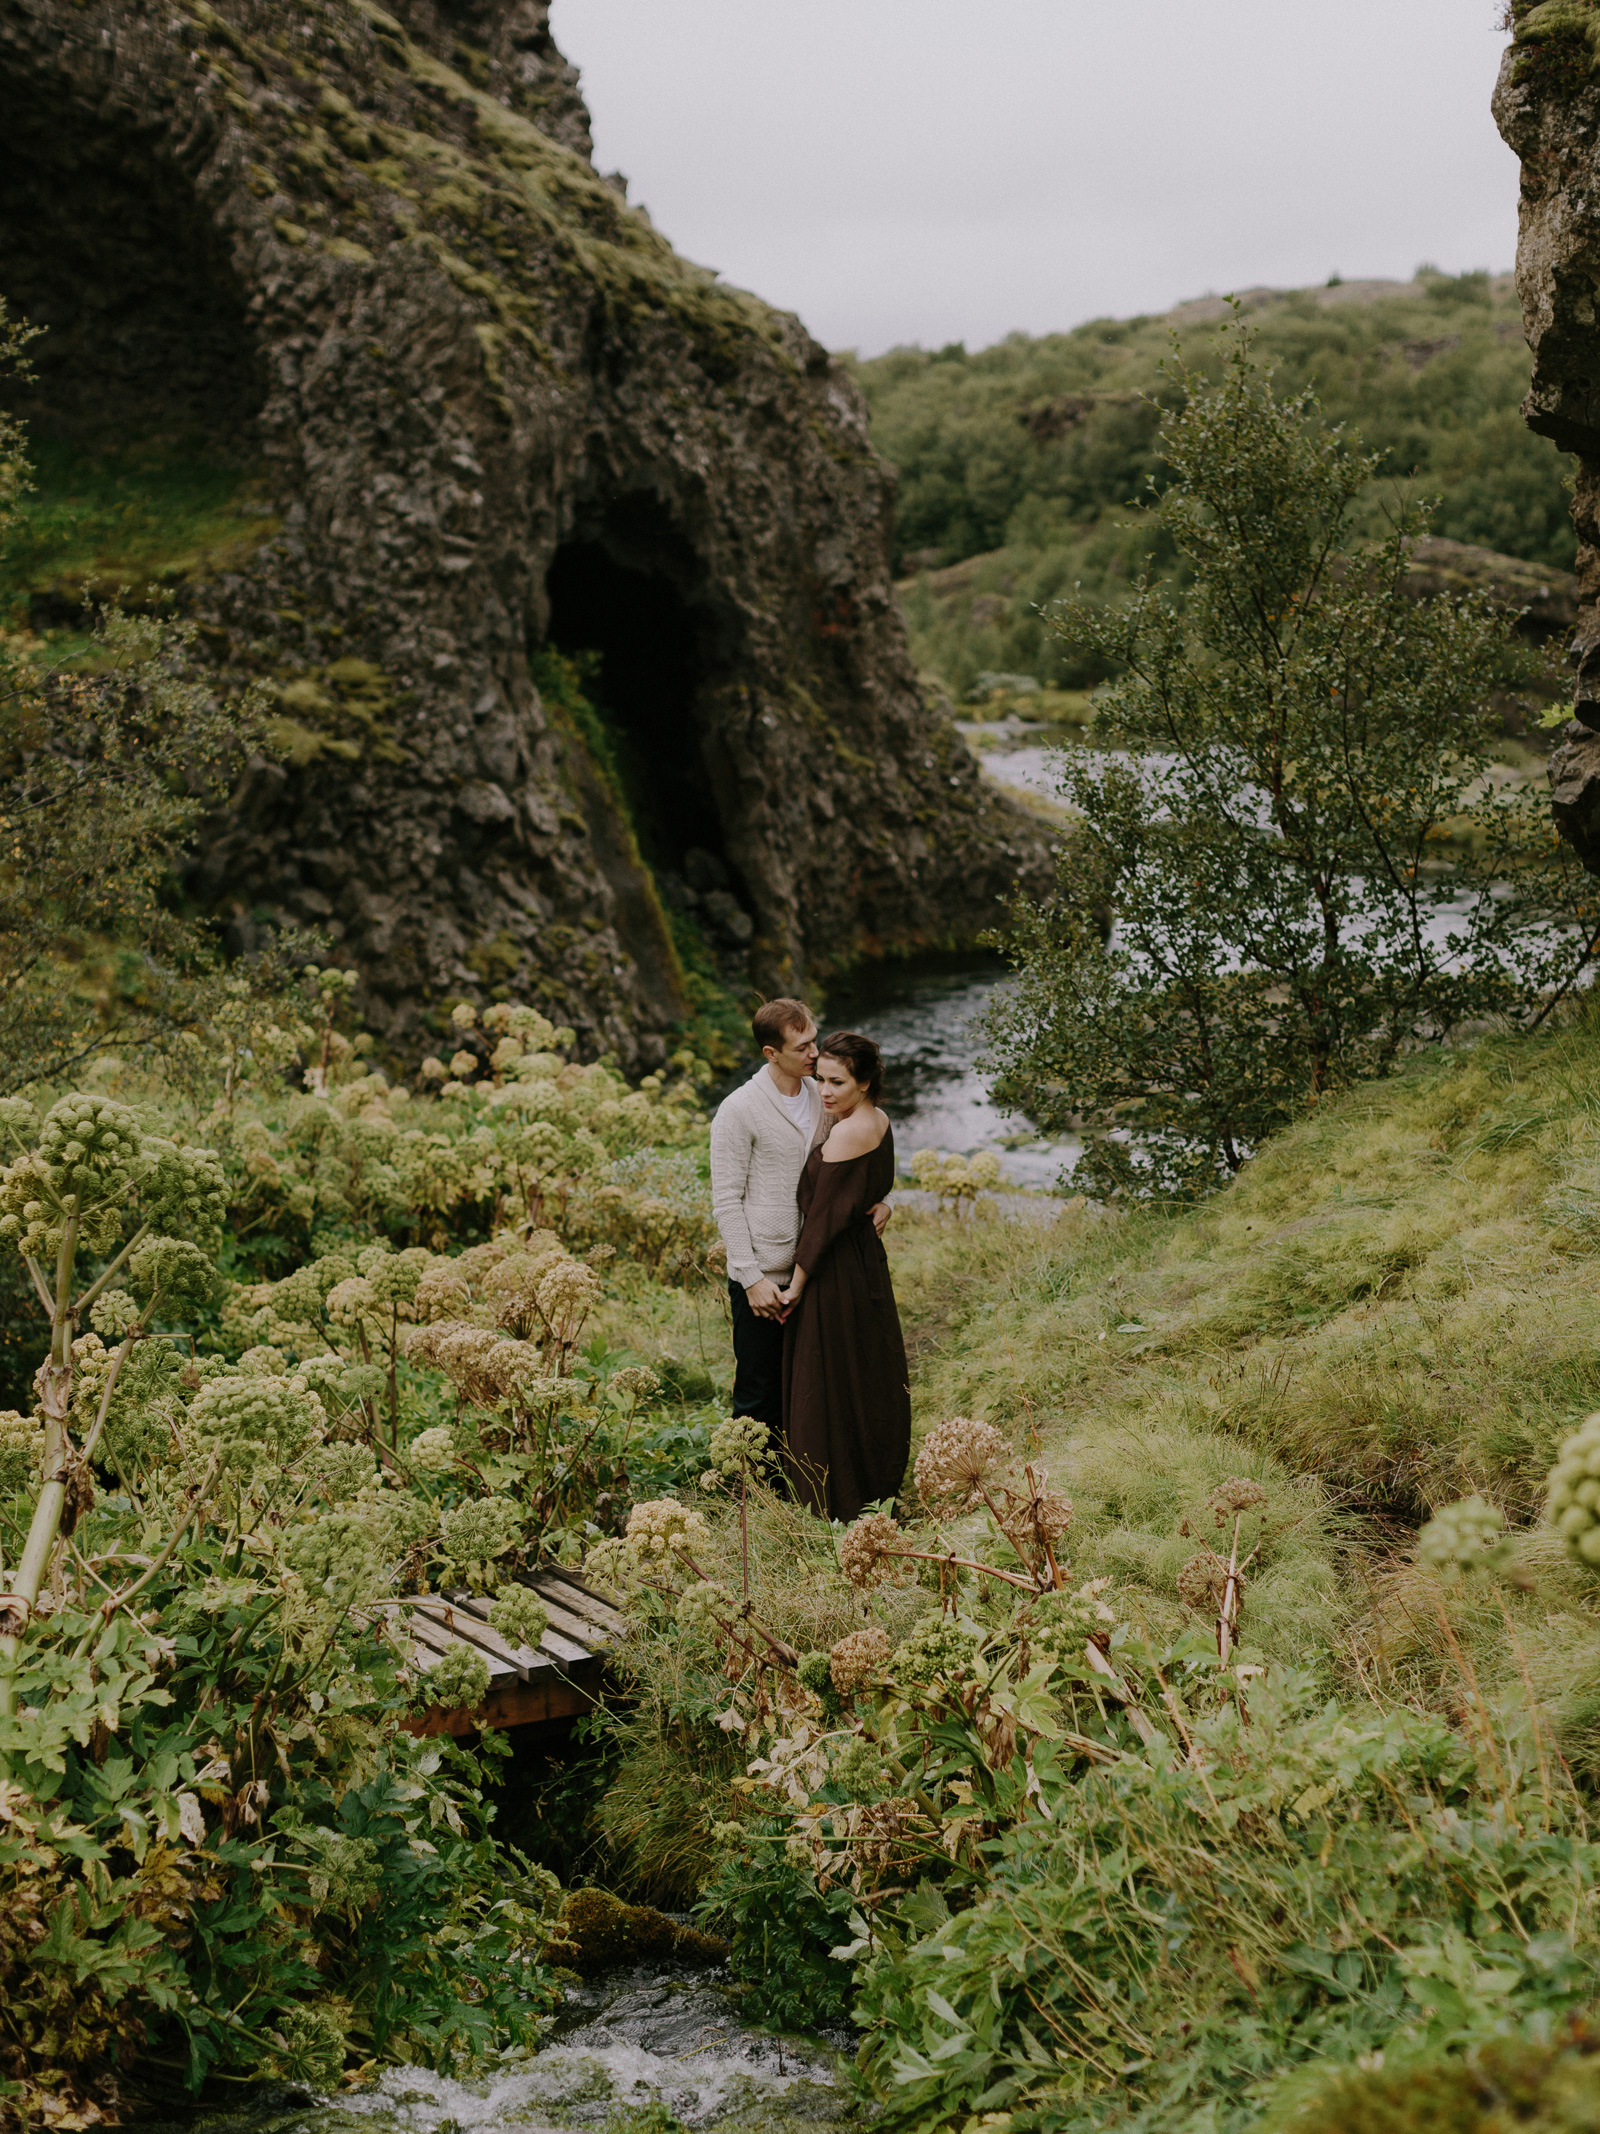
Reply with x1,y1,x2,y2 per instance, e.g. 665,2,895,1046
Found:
823,950,1078,1190
144,1963,859,2134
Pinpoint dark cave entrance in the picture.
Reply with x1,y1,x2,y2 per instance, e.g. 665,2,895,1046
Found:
544,539,722,873
544,528,757,992
0,65,267,623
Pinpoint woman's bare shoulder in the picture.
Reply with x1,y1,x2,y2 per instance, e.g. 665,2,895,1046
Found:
821,1106,891,1161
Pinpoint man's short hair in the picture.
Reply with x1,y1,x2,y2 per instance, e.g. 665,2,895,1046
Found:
752,997,814,1052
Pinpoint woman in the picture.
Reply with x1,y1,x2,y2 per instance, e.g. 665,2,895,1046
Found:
778,1031,911,1520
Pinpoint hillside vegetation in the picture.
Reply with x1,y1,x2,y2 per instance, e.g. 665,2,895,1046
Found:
575,999,1600,2134
850,271,1574,698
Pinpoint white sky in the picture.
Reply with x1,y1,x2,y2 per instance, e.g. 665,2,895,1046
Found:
555,0,1521,358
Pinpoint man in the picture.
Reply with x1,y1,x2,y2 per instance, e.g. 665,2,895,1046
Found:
709,997,890,1449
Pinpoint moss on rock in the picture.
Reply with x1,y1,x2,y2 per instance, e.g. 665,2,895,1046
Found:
544,1886,727,1975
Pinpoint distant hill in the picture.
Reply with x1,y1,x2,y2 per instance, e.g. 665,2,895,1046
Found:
848,271,1572,700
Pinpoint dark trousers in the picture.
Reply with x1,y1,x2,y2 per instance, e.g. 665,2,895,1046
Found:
728,1279,786,1465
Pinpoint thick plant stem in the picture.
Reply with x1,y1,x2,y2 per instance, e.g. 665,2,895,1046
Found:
740,1465,750,1599
0,1212,80,1728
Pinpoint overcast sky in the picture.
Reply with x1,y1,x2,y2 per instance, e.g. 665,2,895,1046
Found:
556,0,1521,358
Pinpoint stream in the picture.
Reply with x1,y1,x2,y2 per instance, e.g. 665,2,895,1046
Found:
824,950,1078,1189
141,1962,859,2134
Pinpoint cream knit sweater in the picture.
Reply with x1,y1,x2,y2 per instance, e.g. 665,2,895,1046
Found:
709,1067,824,1290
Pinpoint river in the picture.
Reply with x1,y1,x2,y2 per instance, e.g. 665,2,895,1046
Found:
814,720,1083,1191
823,949,1078,1190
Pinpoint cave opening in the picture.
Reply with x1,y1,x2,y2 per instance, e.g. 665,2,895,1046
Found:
544,535,729,882
544,526,760,996
0,66,268,624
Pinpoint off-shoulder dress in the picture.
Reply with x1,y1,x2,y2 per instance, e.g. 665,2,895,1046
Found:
781,1123,911,1521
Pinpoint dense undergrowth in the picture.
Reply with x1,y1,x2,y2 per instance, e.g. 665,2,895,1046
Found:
568,1001,1600,2134
13,959,1600,2130
0,988,737,2125
850,270,1573,700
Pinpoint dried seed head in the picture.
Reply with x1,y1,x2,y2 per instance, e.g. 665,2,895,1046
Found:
839,1510,910,1588
829,1626,893,1695
1207,1476,1267,1526
1177,1553,1236,1616
914,1416,1010,1518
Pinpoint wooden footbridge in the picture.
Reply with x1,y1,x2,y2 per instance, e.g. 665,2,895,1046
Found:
381,1569,626,1737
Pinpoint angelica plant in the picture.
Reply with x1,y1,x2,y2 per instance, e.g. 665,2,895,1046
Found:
0,1092,225,1707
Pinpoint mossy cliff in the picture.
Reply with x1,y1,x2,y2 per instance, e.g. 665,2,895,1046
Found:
1498,1,1600,872
0,0,1048,1063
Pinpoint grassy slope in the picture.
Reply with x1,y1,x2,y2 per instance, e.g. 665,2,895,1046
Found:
0,437,278,628
881,1007,1600,1728
579,1010,1600,1958
602,1006,1600,1646
850,271,1574,699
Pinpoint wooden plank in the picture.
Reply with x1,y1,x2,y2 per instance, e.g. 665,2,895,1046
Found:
410,1599,535,1681
405,1667,601,1739
392,1611,467,1661
533,1569,627,1633
383,1604,519,1684
522,1594,609,1659
532,1567,627,1625
389,1592,588,1670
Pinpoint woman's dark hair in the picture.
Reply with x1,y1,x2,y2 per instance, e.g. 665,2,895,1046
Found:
817,1030,883,1103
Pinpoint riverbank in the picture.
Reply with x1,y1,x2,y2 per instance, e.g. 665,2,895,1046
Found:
580,1002,1600,2133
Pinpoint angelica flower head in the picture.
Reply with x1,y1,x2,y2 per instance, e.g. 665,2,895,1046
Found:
324,1276,377,1327
406,1425,457,1474
489,1584,549,1653
1548,1415,1600,1567
675,1578,735,1633
424,1640,490,1712
708,1416,772,1477
1417,1494,1509,1575
625,1497,711,1558
188,1371,326,1470
829,1626,892,1695
840,1510,911,1589
892,1616,983,1687
89,1288,141,1340
438,1496,524,1584
1207,1475,1268,1526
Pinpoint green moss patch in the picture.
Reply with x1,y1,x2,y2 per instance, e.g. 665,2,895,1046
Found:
0,438,278,627
265,657,410,766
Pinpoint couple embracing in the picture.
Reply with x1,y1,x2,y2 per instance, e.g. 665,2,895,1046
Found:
709,998,912,1520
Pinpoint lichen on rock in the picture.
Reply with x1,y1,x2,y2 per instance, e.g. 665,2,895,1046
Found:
0,0,1050,1064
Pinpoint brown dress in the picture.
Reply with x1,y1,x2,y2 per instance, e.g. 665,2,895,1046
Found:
782,1124,911,1521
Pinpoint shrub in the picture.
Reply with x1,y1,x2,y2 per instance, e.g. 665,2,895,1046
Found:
983,314,1598,1199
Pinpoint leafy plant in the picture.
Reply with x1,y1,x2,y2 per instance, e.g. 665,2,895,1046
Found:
984,315,1599,1198
694,1840,856,2032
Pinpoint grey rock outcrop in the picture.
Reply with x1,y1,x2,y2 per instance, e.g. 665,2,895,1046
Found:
1495,16,1600,872
0,0,1049,1063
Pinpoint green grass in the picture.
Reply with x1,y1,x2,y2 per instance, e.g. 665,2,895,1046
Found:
595,1006,1600,1700
0,437,277,624
864,1002,1600,1782
892,1015,1600,1519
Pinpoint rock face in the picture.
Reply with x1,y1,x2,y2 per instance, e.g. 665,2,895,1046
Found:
1496,13,1600,873
0,0,1048,1064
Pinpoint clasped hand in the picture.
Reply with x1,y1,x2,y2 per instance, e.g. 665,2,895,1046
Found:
745,1202,891,1321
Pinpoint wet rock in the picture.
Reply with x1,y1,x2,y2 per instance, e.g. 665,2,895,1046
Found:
700,891,754,946
684,849,730,896
1496,45,1600,874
